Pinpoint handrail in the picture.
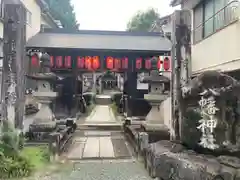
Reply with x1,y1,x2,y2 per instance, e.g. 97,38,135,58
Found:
193,0,239,42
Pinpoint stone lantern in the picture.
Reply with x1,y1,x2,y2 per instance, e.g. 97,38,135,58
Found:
141,70,170,128
26,53,58,140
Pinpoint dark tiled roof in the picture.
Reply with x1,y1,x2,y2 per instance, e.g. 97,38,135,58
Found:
26,29,172,52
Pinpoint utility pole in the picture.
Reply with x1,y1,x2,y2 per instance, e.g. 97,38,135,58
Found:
171,10,191,141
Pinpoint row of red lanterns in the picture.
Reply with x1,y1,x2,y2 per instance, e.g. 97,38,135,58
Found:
135,56,171,71
31,55,171,71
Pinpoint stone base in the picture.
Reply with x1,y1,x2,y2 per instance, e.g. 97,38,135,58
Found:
27,119,77,142
29,122,56,132
145,140,240,180
145,105,164,124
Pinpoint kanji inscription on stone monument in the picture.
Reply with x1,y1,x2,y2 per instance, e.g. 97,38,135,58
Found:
197,92,219,149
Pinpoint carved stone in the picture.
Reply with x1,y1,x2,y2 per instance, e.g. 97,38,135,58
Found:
181,70,240,152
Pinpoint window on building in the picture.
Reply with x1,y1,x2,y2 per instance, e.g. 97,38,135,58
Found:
214,0,225,30
203,0,214,37
0,0,4,19
0,40,3,68
193,4,203,43
193,0,238,43
26,10,32,25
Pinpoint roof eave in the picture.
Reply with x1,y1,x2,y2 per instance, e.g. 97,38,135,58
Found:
170,0,182,7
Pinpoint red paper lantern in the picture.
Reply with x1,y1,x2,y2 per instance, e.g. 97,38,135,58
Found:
136,58,142,70
92,56,100,70
114,58,121,70
56,56,63,68
77,56,85,68
121,57,128,69
64,56,71,68
50,56,54,67
106,56,114,69
145,59,151,70
163,56,170,71
157,58,163,70
31,55,39,67
85,56,92,70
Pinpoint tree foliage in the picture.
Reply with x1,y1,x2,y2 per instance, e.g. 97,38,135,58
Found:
45,0,79,29
126,8,160,32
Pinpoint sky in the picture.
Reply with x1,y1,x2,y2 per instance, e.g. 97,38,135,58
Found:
71,0,180,31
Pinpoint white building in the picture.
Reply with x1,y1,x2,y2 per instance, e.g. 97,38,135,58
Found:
0,0,61,99
0,0,60,58
171,0,240,75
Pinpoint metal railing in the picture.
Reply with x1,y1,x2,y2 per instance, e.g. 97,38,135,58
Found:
193,0,239,43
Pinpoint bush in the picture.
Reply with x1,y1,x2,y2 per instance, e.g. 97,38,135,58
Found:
0,154,33,178
0,121,34,178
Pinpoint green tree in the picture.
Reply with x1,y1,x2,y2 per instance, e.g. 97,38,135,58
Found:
45,0,79,29
126,8,160,32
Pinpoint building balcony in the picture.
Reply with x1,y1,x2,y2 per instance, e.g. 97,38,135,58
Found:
191,0,240,73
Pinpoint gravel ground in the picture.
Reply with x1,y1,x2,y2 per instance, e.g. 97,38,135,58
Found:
26,160,153,180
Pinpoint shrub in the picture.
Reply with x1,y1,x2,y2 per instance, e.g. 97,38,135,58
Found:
0,154,33,178
0,121,34,178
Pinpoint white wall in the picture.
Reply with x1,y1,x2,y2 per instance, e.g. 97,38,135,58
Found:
21,0,42,40
0,21,3,39
192,19,240,73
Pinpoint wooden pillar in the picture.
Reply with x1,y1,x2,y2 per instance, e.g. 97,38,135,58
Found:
1,2,26,131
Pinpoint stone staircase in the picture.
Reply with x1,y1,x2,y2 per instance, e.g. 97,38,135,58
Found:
95,94,112,105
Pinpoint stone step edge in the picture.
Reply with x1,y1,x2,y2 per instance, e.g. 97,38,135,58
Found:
67,156,133,161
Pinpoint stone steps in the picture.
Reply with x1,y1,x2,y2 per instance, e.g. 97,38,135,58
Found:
95,95,112,105
65,129,132,160
77,122,123,131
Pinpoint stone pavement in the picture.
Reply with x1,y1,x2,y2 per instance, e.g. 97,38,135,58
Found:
85,105,116,123
39,160,152,180
67,105,128,160
67,131,132,160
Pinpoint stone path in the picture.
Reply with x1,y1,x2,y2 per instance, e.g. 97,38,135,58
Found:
67,105,127,160
33,104,152,180
38,160,152,180
85,105,116,123
67,131,131,160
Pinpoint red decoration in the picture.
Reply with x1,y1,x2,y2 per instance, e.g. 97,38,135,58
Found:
145,59,151,69
157,58,163,70
106,56,114,69
121,57,128,69
50,56,54,67
92,56,100,70
163,56,170,71
136,58,142,69
114,58,121,70
64,56,71,68
31,55,39,67
56,56,63,68
77,56,85,68
85,56,92,70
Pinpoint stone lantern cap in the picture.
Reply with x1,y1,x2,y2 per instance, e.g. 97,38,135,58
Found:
26,72,58,81
141,70,170,83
